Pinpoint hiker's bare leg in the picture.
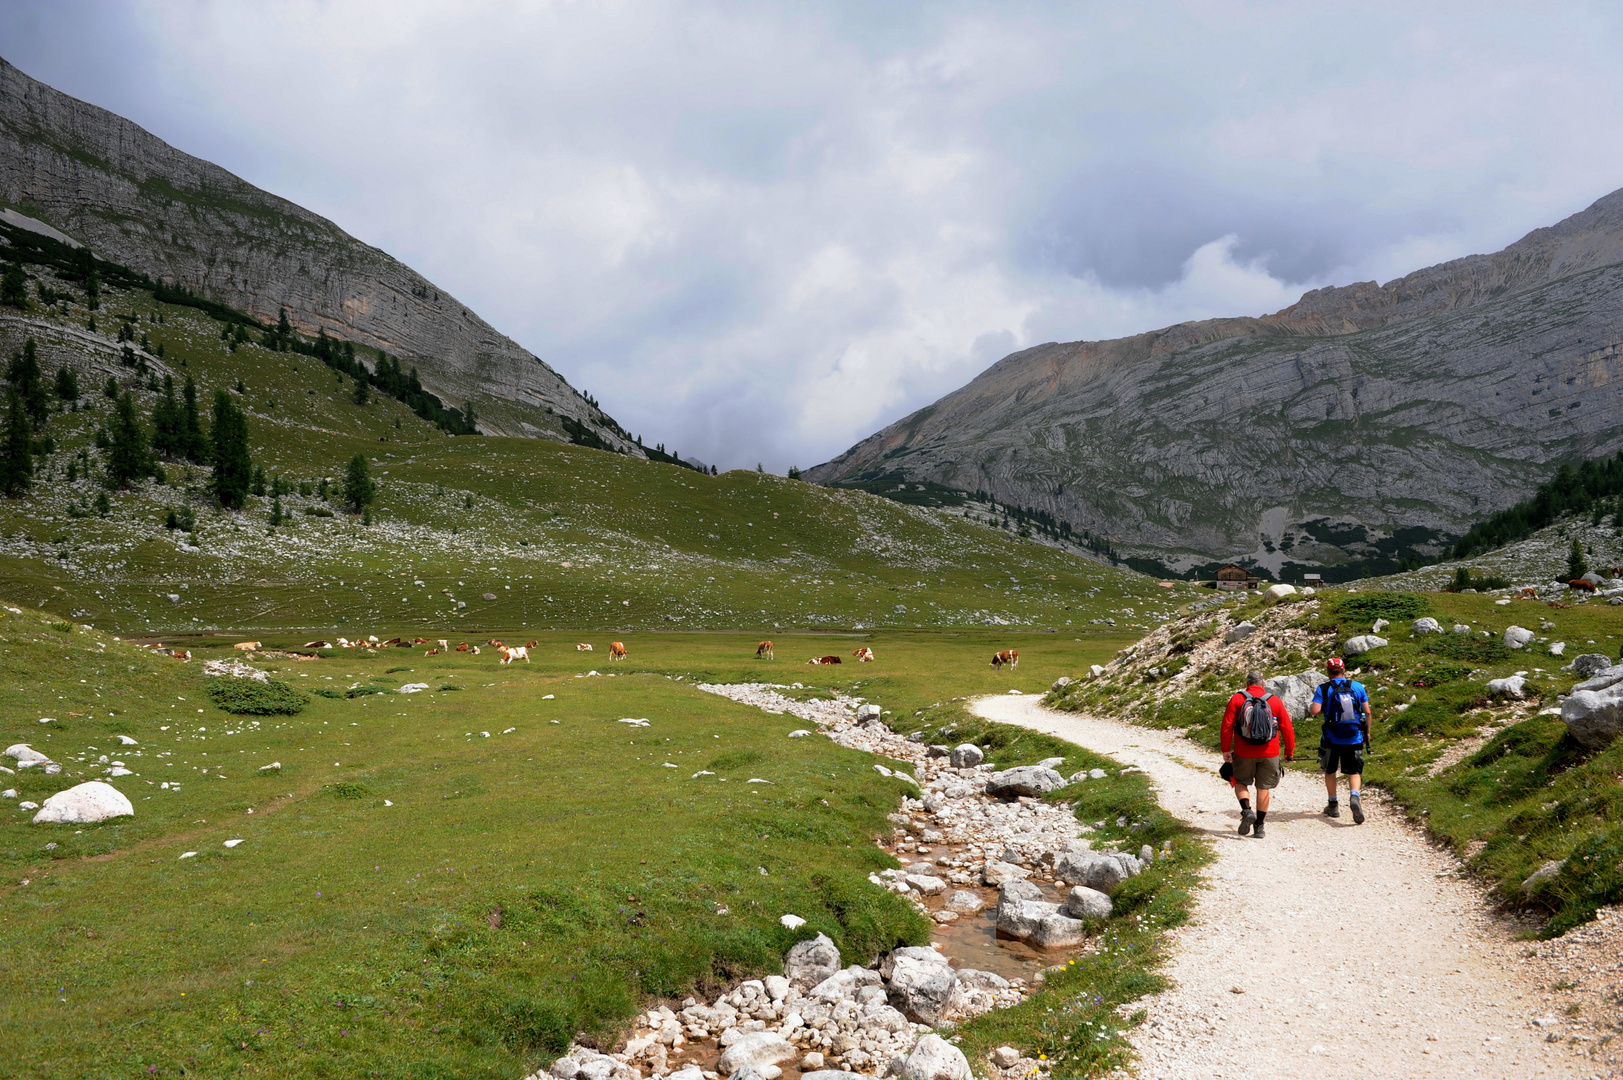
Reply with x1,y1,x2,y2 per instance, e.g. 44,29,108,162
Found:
1324,771,1339,799
1234,783,1251,805
1256,787,1271,812
1348,773,1361,796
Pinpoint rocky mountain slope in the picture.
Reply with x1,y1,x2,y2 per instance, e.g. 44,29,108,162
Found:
808,188,1623,580
0,56,632,448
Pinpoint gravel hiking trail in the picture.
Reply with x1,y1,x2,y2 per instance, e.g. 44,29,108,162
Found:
973,693,1586,1080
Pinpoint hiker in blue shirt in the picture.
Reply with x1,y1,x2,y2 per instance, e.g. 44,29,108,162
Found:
1310,657,1372,824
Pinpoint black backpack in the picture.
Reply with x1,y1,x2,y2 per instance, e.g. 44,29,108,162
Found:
1235,691,1278,745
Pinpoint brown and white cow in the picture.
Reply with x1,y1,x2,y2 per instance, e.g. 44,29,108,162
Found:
499,646,530,665
576,643,594,652
757,640,774,659
991,649,1019,670
438,639,450,650
303,640,332,649
455,643,470,652
413,637,430,645
852,647,875,662
610,641,627,660
809,655,842,665
525,641,538,649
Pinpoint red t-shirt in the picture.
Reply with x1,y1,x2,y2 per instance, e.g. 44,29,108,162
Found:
1220,685,1295,759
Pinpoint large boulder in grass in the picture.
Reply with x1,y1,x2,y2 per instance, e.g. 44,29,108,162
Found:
902,1034,972,1080
32,781,133,825
983,766,1065,798
881,948,959,1025
1504,626,1535,649
1342,635,1388,657
1572,654,1615,680
948,744,983,768
1562,686,1623,750
1053,850,1141,892
784,932,841,989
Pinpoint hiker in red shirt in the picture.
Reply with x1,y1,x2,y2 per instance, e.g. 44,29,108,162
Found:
1220,669,1295,839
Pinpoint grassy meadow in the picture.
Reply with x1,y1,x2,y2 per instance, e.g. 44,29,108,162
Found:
0,606,1160,1080
0,276,1193,639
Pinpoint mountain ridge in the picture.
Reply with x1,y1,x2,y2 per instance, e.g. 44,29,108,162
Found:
0,56,636,449
808,187,1623,579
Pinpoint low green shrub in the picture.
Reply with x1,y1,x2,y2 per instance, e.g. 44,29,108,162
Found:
344,684,389,698
204,677,306,715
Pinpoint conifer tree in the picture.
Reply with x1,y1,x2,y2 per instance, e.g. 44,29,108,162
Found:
343,453,376,514
0,390,32,496
353,373,370,406
277,307,292,340
1568,537,1590,581
107,392,155,488
180,375,208,462
151,374,183,458
0,263,27,308
7,338,49,427
55,366,78,402
210,390,252,509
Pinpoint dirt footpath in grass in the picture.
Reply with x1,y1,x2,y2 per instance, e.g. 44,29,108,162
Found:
973,693,1589,1080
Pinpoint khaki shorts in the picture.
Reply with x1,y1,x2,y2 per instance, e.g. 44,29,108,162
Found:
1231,756,1281,789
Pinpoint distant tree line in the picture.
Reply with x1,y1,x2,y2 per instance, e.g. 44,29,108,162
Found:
1452,451,1623,558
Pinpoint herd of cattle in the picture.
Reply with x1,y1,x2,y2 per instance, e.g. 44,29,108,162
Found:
150,637,1020,669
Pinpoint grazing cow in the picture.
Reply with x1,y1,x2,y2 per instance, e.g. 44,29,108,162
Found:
438,639,449,650
234,641,261,651
757,640,774,659
809,655,842,665
991,649,1019,670
303,640,331,649
424,648,439,656
1569,579,1598,593
525,640,538,649
171,649,192,660
455,643,470,652
499,646,530,665
413,637,429,645
576,643,594,651
610,641,628,660
853,647,875,662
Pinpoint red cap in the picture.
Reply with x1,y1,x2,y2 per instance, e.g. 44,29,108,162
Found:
1327,657,1346,674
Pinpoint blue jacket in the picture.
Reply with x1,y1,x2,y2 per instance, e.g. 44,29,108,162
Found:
1313,678,1369,745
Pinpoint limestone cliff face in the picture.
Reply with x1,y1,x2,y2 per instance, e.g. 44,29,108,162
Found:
0,57,635,449
808,188,1623,577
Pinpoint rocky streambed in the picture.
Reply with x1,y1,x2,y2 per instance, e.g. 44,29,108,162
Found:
527,685,1173,1080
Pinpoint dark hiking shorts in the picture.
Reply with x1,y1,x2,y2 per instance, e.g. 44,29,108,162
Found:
1231,756,1281,789
1318,744,1365,776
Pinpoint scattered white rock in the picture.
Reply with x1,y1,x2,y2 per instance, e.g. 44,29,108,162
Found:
1487,675,1528,699
780,914,807,929
1264,583,1296,600
179,851,197,859
116,735,138,745
31,781,134,825
1224,621,1257,644
1412,617,1443,634
1343,634,1388,656
224,839,243,848
787,730,812,738
1505,625,1536,649
902,1034,971,1080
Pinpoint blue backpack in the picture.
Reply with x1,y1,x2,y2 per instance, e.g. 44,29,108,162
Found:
1323,678,1364,741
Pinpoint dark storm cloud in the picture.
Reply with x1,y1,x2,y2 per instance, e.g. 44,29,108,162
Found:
5,2,1623,471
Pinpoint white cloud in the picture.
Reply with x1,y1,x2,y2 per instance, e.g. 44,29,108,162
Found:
7,2,1623,470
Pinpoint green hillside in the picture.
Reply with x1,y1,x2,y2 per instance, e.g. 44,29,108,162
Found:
0,268,1178,637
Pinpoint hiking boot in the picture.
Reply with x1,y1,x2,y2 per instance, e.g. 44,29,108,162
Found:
1323,801,1341,818
1238,808,1256,836
1350,795,1365,825
1252,821,1266,839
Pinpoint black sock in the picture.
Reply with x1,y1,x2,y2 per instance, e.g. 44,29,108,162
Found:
1239,797,1251,810
1328,797,1338,805
1256,811,1267,824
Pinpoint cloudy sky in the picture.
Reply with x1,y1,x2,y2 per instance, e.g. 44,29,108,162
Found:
6,2,1623,470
